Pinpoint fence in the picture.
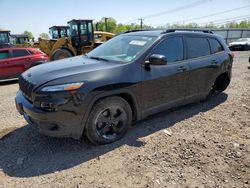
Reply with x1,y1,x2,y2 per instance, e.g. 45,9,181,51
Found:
211,28,250,44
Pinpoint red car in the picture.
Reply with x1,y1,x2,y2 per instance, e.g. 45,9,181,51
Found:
0,47,48,80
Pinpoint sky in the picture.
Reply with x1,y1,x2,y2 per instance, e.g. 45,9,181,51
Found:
0,0,250,39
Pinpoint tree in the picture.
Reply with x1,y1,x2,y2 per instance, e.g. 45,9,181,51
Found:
23,31,33,40
39,33,49,39
97,17,117,33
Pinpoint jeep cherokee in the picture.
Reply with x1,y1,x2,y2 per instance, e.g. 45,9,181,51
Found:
15,29,233,145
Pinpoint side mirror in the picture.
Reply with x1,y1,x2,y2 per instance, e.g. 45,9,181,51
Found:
147,54,167,66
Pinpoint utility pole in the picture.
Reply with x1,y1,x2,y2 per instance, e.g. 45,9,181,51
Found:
104,17,109,32
96,22,99,31
139,18,144,29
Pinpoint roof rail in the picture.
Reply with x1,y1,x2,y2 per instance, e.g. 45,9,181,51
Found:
162,28,213,34
123,29,152,34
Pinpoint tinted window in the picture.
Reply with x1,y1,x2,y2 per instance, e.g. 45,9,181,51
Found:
0,51,10,59
12,50,30,57
28,50,34,54
209,38,224,54
152,37,183,63
186,37,210,59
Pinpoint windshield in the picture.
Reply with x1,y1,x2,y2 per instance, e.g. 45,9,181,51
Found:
0,33,9,43
87,34,157,63
60,28,69,37
69,22,79,37
50,28,59,39
235,38,250,42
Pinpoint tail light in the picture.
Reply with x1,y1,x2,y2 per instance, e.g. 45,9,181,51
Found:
229,51,234,62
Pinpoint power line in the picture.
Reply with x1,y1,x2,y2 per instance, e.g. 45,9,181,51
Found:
197,14,250,25
125,0,210,24
142,0,210,19
175,5,250,24
208,17,250,26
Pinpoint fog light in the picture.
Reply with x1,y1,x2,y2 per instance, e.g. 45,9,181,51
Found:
40,102,57,112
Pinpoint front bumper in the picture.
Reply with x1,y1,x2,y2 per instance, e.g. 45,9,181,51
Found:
15,91,85,139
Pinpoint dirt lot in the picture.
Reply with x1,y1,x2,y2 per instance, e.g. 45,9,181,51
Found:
0,51,249,188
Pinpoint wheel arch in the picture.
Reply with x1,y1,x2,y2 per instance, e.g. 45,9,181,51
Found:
80,90,141,136
213,71,231,92
29,61,45,68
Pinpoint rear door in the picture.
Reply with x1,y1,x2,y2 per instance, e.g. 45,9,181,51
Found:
184,36,220,102
0,49,12,79
10,49,32,75
141,36,189,115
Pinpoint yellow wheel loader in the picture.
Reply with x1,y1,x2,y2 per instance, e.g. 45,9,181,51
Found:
38,19,114,61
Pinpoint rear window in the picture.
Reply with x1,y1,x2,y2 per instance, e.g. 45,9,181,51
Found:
0,51,9,59
186,37,210,59
209,38,224,54
12,49,30,57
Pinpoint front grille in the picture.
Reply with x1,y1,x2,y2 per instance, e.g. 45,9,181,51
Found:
19,76,35,101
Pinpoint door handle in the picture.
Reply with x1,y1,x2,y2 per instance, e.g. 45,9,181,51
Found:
211,60,218,65
177,66,187,72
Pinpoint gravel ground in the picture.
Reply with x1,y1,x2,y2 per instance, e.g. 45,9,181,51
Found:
0,51,249,188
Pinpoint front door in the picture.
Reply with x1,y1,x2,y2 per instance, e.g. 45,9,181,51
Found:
141,36,189,116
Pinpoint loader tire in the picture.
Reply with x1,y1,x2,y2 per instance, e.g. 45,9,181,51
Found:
51,49,73,61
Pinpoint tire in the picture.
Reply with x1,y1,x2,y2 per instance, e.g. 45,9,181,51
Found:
244,45,250,51
51,49,73,61
213,74,230,92
84,96,132,145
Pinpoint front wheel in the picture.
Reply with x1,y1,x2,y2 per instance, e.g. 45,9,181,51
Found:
84,96,132,145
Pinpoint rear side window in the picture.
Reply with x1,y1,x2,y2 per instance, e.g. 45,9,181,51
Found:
209,38,224,54
12,50,30,57
0,51,10,59
152,37,183,63
28,50,35,54
186,37,210,59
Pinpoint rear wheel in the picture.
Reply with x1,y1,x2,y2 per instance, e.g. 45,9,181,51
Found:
51,49,73,61
85,96,132,145
213,74,230,92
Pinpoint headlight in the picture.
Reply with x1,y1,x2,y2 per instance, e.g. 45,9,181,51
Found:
41,82,84,92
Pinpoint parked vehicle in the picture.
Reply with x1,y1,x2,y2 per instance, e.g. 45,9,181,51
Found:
0,47,48,80
229,38,250,51
15,29,234,145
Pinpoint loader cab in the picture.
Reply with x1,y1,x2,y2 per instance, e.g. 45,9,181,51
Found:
68,19,94,48
11,34,29,44
0,30,10,46
49,26,69,39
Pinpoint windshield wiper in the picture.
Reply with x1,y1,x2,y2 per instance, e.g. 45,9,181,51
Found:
88,56,109,62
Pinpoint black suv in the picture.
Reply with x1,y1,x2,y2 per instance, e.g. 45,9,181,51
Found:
15,29,233,145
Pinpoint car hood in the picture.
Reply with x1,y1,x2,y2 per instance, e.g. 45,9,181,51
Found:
21,55,121,86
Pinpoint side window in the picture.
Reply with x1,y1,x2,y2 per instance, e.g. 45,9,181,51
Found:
186,37,210,59
28,50,34,54
152,37,183,63
0,51,10,59
80,23,87,35
209,38,224,54
12,50,30,57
